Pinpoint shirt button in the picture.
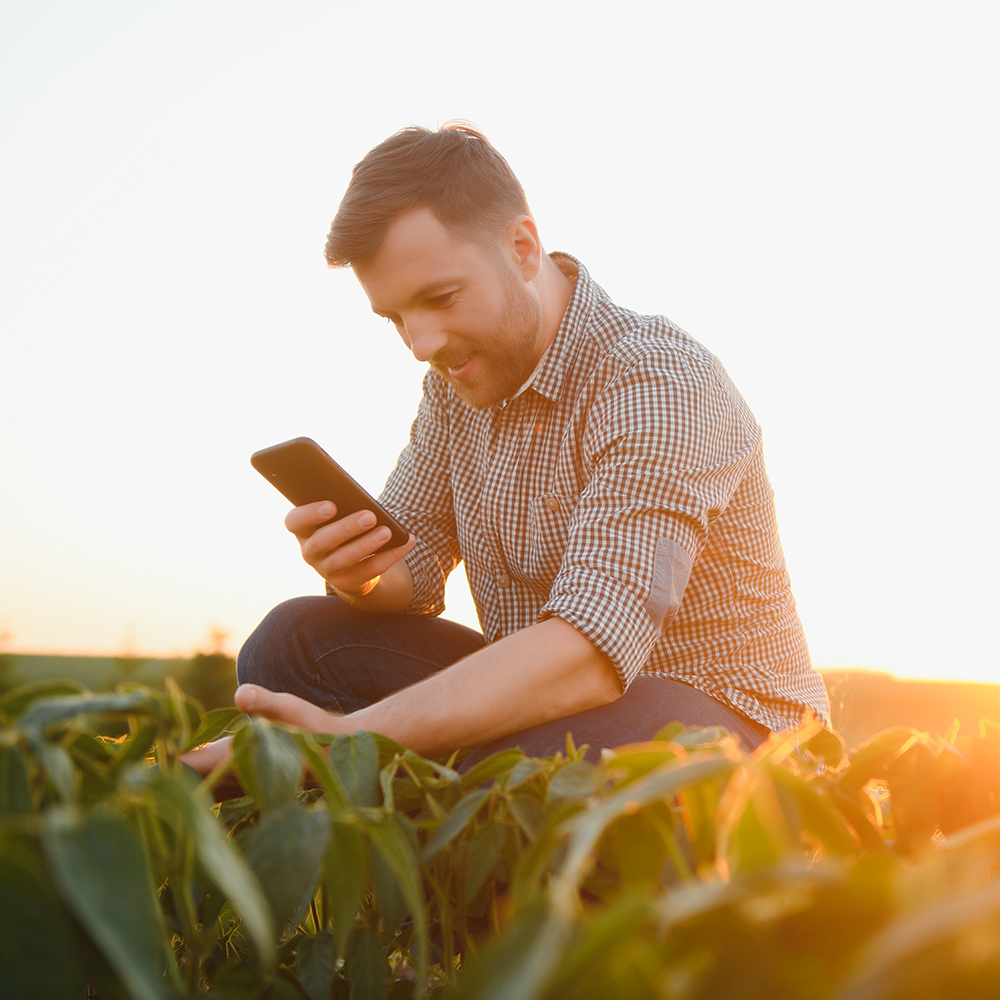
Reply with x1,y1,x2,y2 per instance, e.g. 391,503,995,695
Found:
545,496,560,511
496,572,511,589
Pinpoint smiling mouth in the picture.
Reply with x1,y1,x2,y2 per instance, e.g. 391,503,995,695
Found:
444,355,475,379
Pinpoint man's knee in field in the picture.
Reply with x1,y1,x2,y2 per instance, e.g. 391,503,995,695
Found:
236,594,354,688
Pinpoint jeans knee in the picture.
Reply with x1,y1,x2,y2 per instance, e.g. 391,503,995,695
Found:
236,595,351,687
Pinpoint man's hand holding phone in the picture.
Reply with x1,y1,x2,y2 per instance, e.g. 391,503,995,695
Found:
285,499,415,603
251,437,416,612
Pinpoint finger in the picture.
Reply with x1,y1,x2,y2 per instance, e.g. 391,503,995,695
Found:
302,510,384,567
320,533,416,590
179,736,234,776
284,500,339,536
234,684,343,735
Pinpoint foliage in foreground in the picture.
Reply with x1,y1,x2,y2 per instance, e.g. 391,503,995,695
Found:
3,679,1000,999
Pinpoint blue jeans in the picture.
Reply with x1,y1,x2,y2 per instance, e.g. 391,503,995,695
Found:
236,596,770,767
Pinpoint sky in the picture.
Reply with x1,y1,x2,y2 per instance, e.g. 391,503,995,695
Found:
1,1,997,684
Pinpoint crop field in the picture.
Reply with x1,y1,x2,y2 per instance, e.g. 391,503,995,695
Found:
7,652,1000,748
4,672,1000,999
2,655,191,693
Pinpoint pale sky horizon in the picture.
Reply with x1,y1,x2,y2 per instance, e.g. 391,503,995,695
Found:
2,2,998,684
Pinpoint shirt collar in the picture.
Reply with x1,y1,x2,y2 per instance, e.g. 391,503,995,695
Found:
507,252,598,406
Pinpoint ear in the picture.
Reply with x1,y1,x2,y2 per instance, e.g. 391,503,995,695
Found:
506,215,542,282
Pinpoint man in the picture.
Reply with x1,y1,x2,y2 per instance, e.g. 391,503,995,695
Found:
199,123,828,771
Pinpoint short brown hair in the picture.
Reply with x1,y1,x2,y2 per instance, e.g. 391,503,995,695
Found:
324,122,530,268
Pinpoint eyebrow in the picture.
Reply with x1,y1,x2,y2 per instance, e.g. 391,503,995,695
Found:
369,279,461,318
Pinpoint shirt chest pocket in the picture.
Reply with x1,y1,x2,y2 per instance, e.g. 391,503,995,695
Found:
524,492,578,589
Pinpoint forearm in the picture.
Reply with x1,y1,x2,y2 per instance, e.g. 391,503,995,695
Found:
344,617,622,758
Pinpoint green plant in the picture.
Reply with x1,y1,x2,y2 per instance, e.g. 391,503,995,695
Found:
2,681,1000,999
181,651,238,711
0,652,22,694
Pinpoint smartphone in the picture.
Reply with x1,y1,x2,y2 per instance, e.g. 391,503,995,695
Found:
250,436,410,553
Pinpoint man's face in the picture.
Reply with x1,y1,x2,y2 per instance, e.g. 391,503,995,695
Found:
355,207,544,409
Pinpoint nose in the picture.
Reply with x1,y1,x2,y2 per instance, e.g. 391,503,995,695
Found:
399,315,448,364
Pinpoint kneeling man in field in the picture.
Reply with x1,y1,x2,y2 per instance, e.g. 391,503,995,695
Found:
191,123,829,773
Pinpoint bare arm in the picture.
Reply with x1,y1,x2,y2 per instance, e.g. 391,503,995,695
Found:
233,616,622,759
347,616,622,757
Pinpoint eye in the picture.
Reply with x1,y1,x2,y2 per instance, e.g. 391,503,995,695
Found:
427,291,456,309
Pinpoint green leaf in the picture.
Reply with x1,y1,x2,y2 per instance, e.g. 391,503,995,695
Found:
676,772,722,869
504,757,546,791
668,725,732,751
37,741,79,804
726,773,796,873
18,689,158,734
451,901,566,1000
835,880,1000,1000
365,814,427,979
379,765,395,812
371,845,408,935
183,706,244,753
421,787,490,863
653,721,688,743
292,731,351,810
0,680,86,722
546,761,601,805
0,744,32,814
508,793,544,841
367,730,408,765
233,719,304,811
459,748,527,791
271,976,308,1000
605,810,670,887
769,764,858,855
838,728,917,792
41,807,176,1000
116,720,160,767
297,931,336,1000
329,732,380,807
828,785,885,851
886,739,940,854
346,926,388,1000
242,804,331,931
398,748,460,789
465,820,506,902
140,769,276,972
16,690,158,803
557,756,739,893
601,743,682,784
0,851,84,1000
66,727,117,767
541,890,653,998
326,821,368,960
800,726,847,769
208,959,267,999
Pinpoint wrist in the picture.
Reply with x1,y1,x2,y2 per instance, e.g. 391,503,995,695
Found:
326,577,379,607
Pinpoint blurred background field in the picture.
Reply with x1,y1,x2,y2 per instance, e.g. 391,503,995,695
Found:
0,651,238,713
5,650,999,751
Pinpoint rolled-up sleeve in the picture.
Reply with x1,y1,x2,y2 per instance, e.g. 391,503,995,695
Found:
539,343,761,690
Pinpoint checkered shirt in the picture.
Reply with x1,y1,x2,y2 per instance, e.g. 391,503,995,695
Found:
378,255,830,733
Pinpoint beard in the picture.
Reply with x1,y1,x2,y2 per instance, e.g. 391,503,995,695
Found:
432,268,544,410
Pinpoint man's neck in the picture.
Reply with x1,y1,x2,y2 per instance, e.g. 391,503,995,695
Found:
535,252,577,354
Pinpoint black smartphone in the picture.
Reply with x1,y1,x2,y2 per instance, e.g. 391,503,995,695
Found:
250,436,410,553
